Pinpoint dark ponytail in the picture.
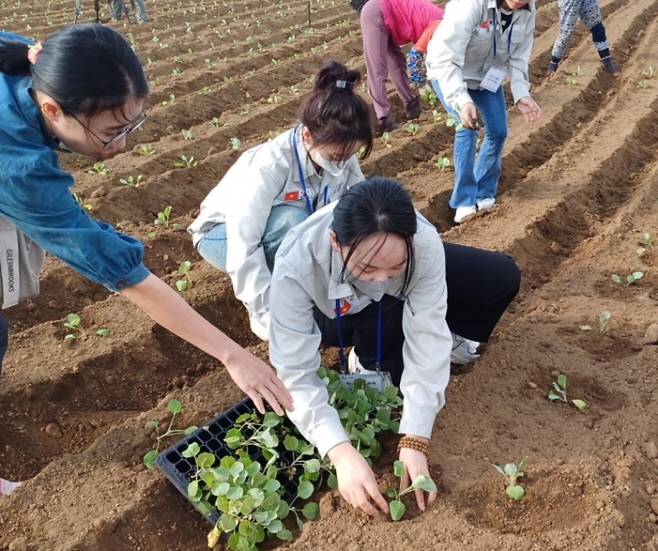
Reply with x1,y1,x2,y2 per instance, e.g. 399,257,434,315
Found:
332,177,417,292
0,24,148,117
301,60,373,159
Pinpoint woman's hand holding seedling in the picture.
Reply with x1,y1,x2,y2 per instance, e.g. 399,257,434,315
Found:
328,441,388,516
516,96,542,125
398,445,438,512
459,102,479,129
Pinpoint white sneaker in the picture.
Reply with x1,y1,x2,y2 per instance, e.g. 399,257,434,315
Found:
0,478,21,496
348,348,376,374
450,334,480,365
454,206,477,224
476,198,496,212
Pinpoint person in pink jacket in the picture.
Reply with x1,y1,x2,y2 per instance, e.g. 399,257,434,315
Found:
356,0,444,133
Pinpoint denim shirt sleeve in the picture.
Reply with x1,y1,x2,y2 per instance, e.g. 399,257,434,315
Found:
0,152,150,292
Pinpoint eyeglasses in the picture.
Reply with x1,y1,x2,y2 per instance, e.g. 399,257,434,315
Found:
67,111,148,149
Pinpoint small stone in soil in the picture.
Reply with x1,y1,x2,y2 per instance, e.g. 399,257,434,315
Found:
641,322,658,345
644,441,658,460
651,498,658,516
45,423,63,438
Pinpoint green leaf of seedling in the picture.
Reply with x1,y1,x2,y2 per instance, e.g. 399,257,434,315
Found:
506,484,525,500
503,464,518,478
212,481,230,497
393,460,406,479
557,374,567,390
196,452,216,469
145,420,159,430
276,500,289,520
411,475,437,493
389,499,406,521
227,485,244,500
176,279,190,292
187,480,202,502
267,519,283,533
65,313,81,328
493,464,505,476
182,442,200,458
385,487,397,499
611,274,623,284
219,513,237,533
631,271,644,282
229,461,245,477
264,479,281,493
178,260,192,274
263,411,281,428
248,488,265,507
302,502,320,520
327,472,338,490
283,434,300,452
167,399,183,415
571,399,588,411
95,328,110,337
184,425,198,436
143,450,158,470
297,480,314,500
303,458,321,474
277,528,294,542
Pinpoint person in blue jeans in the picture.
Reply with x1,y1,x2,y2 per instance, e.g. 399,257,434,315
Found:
0,26,295,494
188,61,373,341
426,0,542,224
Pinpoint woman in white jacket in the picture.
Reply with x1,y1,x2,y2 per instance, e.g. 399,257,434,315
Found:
188,61,371,341
269,177,521,515
426,0,541,224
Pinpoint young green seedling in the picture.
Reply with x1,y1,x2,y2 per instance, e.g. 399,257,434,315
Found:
432,109,443,123
493,458,527,500
210,117,222,129
385,461,437,521
435,157,452,171
143,399,198,469
548,372,587,411
174,155,199,169
420,86,438,108
119,174,144,187
182,128,194,141
64,313,84,340
642,66,656,79
176,260,193,292
599,310,612,334
229,137,242,150
380,132,392,148
611,271,644,286
405,122,420,136
96,327,111,337
155,206,173,227
87,162,108,175
137,144,155,156
637,233,654,257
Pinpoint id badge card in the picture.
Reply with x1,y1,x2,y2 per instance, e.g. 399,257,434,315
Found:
480,64,507,92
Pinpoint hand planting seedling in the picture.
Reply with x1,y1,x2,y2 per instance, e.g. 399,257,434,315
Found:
637,233,654,257
143,399,198,470
176,260,193,292
493,458,527,500
155,206,173,227
64,313,84,340
174,155,199,169
119,174,144,187
87,162,108,176
137,144,155,156
611,271,644,286
548,372,587,411
229,137,242,150
435,157,452,171
405,122,420,136
446,116,465,132
385,461,437,521
599,310,612,334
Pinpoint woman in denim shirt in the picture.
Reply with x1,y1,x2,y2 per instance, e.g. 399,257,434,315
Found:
0,26,293,494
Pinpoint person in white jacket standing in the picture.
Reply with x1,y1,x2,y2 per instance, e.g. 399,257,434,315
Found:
426,0,541,224
269,178,521,515
188,61,371,341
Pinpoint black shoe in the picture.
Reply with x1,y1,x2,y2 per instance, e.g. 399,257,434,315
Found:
601,56,620,76
378,116,398,134
547,60,559,75
405,97,422,120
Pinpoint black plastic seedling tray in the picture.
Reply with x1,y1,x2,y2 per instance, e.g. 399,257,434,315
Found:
156,398,298,525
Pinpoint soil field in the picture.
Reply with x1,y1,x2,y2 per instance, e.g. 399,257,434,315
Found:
0,0,657,549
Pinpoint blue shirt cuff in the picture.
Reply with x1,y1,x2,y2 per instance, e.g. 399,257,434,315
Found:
106,263,151,292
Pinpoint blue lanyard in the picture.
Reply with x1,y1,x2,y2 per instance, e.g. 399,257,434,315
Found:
491,9,515,62
335,299,383,373
291,127,329,216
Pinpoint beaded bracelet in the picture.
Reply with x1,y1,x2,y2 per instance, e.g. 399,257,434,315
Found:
397,435,430,456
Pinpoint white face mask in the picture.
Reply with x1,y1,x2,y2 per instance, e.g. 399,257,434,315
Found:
310,149,346,177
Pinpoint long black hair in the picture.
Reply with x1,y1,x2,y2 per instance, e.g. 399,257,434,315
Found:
301,60,373,160
332,178,417,293
0,24,148,118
